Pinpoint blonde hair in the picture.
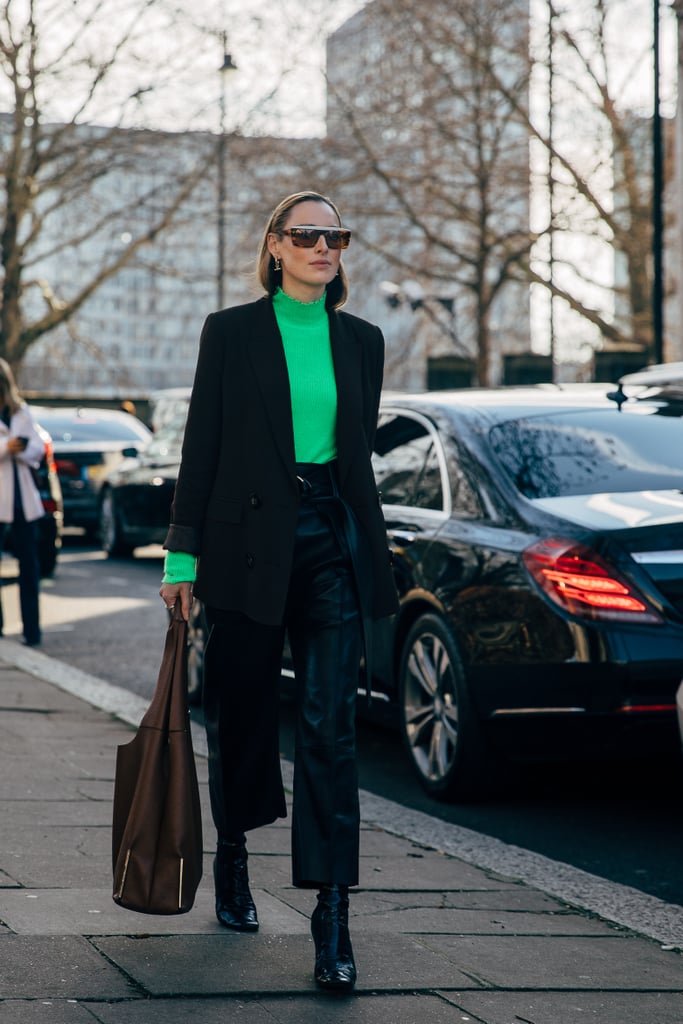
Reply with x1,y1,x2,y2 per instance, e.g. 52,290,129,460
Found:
256,191,349,309
0,358,21,414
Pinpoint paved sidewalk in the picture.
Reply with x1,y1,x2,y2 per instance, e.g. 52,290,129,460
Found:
1,641,683,1023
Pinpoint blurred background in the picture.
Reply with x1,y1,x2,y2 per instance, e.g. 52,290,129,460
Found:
0,0,680,406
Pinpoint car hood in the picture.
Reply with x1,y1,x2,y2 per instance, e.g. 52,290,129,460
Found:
531,490,683,533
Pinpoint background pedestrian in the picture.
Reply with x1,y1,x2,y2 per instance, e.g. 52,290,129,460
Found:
0,359,44,646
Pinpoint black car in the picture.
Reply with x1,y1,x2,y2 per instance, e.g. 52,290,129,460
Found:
98,413,185,557
368,385,683,797
31,407,152,538
97,385,683,799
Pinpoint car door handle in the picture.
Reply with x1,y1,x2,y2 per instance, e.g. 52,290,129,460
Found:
388,528,419,545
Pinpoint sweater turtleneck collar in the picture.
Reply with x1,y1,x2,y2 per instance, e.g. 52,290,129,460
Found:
272,287,327,323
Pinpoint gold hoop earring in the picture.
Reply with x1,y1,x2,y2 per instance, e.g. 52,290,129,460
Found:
274,256,281,272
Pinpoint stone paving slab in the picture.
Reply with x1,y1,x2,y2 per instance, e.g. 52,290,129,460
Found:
282,887,613,937
1,711,117,745
0,1001,95,1024
0,888,309,937
243,824,293,856
0,666,95,711
0,799,115,828
451,989,683,1024
1,826,111,887
356,906,613,937
89,992,472,1024
355,851,511,891
0,935,137,1000
367,888,567,912
243,855,295,890
92,932,475,995
0,772,98,801
420,933,683,989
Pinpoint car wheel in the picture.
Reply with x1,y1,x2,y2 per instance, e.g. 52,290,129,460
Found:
99,489,134,558
186,600,207,707
398,612,495,801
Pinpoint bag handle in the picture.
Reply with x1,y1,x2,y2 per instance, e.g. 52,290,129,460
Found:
139,604,189,733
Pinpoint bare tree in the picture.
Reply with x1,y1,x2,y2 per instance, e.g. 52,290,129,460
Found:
0,0,227,370
326,0,533,385
325,0,674,379
476,0,672,359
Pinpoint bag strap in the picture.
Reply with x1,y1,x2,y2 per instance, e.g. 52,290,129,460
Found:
140,603,189,733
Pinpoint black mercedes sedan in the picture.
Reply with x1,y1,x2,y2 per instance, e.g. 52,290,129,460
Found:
98,384,683,800
371,385,683,798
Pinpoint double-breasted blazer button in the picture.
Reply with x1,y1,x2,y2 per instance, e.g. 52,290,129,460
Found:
249,492,262,508
246,553,255,568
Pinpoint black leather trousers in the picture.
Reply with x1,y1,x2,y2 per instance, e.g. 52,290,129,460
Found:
203,461,362,888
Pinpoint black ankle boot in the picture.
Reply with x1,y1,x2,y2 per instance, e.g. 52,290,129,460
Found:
214,837,258,932
311,884,356,991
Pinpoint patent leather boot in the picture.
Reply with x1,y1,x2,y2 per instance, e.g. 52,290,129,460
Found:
311,884,356,991
214,838,259,932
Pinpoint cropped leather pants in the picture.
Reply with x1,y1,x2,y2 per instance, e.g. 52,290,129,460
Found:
202,461,363,888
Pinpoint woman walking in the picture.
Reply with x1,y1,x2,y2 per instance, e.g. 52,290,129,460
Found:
0,359,44,647
160,190,397,991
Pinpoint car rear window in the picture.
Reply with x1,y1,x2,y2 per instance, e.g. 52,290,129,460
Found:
489,406,683,498
33,412,150,444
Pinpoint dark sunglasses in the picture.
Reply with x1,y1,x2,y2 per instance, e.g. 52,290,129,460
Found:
280,226,351,250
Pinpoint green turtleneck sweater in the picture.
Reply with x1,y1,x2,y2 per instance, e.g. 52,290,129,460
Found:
162,288,338,584
272,286,338,465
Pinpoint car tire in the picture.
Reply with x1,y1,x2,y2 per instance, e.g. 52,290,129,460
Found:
186,600,207,707
398,612,496,801
99,489,135,558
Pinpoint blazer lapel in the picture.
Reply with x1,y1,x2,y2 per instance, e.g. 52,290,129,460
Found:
246,298,296,474
330,311,364,490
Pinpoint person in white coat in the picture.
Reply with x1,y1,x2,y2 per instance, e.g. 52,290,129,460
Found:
0,359,44,646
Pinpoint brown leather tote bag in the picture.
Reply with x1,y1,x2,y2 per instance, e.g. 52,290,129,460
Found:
112,602,203,914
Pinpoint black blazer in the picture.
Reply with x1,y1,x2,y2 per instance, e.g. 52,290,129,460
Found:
165,295,398,626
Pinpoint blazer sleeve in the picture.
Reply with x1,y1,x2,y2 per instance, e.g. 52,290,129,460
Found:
164,313,225,554
366,325,385,455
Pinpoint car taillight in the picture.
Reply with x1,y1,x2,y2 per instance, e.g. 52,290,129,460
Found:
522,537,663,625
44,440,57,475
55,458,80,477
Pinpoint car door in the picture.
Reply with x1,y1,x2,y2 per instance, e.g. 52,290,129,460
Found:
373,406,451,594
367,406,452,701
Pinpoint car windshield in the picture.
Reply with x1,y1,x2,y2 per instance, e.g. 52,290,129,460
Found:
34,411,150,443
489,405,683,498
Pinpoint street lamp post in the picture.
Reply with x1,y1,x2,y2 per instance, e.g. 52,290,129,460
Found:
217,35,237,310
652,0,664,364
